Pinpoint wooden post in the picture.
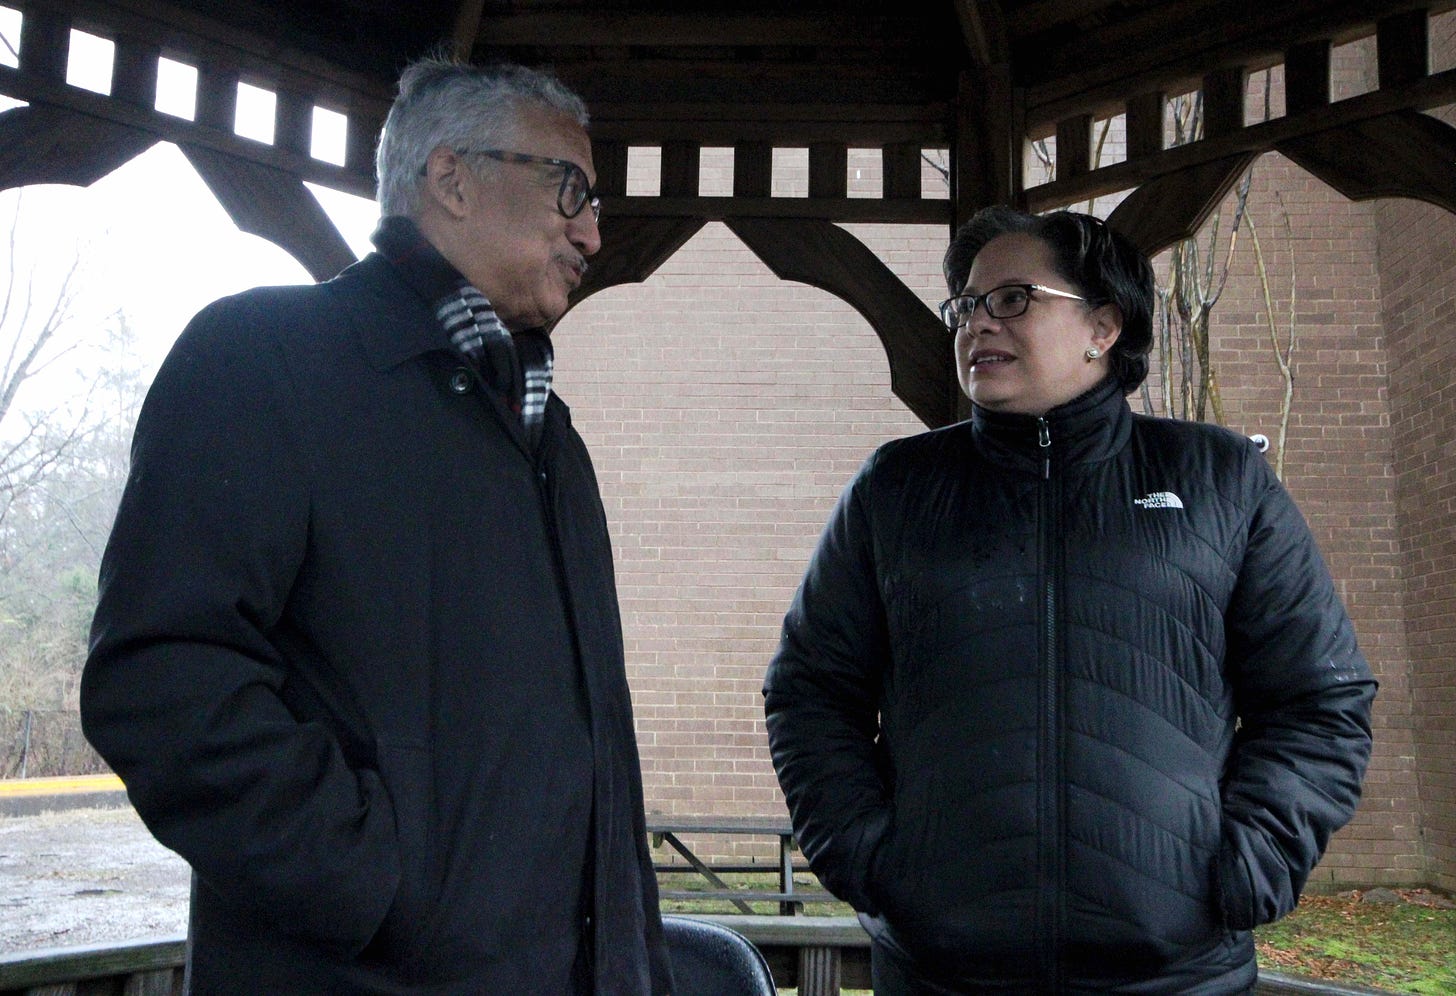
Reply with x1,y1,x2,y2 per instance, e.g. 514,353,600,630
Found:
1055,113,1092,180
733,141,772,198
1125,91,1164,159
798,945,842,996
808,142,848,199
18,7,69,83
1377,9,1429,89
1284,41,1331,115
111,35,160,109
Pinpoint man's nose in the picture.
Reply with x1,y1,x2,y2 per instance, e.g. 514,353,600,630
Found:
569,211,602,256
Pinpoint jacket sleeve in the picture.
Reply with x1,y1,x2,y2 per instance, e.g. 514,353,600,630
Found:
80,296,402,956
763,458,893,914
1216,443,1377,929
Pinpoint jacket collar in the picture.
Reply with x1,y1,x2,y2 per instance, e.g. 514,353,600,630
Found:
326,252,574,442
328,253,453,371
970,376,1131,471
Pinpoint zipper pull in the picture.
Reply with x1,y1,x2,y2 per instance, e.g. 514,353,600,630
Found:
1037,417,1051,479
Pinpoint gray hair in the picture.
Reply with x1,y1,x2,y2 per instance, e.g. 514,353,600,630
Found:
375,58,589,218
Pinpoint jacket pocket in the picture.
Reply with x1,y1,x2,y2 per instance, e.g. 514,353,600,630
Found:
364,740,441,967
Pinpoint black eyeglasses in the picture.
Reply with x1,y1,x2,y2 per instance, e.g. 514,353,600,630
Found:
458,149,601,222
938,283,1086,331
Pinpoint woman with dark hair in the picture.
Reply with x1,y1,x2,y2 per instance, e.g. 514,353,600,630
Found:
764,206,1376,993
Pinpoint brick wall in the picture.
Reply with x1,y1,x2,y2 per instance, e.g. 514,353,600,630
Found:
553,221,929,857
1368,9,1456,895
1178,157,1423,890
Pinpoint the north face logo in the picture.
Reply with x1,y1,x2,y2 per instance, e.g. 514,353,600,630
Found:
1134,491,1184,509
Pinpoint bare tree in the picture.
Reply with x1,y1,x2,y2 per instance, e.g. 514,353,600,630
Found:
1,191,95,535
1246,197,1298,479
0,193,143,719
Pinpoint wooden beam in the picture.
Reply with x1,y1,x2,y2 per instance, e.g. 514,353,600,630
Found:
51,0,394,108
181,143,357,282
1278,110,1456,216
587,115,947,147
0,103,156,191
1021,0,1437,130
726,217,959,429
953,0,1009,67
475,13,926,48
1024,64,1456,212
602,194,950,226
1105,153,1255,256
0,63,378,198
451,0,486,61
953,63,1019,224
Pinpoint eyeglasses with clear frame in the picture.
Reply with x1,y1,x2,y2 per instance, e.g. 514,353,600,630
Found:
457,149,602,222
938,283,1086,331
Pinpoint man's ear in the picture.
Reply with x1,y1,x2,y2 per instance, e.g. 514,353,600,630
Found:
422,147,471,219
1090,301,1124,353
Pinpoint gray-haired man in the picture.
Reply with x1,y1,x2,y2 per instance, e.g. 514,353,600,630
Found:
83,59,670,994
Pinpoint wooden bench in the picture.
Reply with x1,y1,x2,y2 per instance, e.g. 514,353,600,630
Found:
647,814,811,914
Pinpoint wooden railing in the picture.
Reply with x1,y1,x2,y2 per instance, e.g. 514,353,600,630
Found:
0,927,1404,996
0,935,184,996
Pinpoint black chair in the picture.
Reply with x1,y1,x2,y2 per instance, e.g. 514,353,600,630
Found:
661,915,776,996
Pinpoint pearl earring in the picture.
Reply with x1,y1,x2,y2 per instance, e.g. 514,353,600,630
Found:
1085,346,1102,360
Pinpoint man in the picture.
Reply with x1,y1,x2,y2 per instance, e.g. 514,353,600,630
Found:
82,59,671,994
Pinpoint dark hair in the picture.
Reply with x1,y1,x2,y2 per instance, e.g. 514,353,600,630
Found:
943,206,1155,395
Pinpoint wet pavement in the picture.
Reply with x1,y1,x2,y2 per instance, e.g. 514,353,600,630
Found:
0,805,190,953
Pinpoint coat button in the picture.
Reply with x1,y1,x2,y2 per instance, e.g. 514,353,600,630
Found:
449,368,472,394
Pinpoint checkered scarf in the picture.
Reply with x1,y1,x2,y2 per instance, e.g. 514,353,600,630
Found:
372,216,553,447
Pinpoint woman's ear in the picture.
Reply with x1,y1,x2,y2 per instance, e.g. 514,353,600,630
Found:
1090,301,1124,353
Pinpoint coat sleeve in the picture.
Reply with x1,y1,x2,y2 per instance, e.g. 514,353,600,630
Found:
763,457,893,914
1216,443,1377,930
80,295,402,956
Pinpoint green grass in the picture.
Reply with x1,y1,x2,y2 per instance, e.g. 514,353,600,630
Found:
661,872,1455,994
1254,891,1456,994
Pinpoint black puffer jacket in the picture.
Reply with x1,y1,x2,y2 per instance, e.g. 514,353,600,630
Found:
764,378,1376,993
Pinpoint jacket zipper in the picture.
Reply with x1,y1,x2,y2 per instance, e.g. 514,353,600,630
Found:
1036,415,1062,990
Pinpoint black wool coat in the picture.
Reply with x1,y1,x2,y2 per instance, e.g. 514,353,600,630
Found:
82,253,670,995
764,377,1376,994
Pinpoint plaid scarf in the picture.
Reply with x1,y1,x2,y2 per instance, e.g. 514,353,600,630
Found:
372,216,553,447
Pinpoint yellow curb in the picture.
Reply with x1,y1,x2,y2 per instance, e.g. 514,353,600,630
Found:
0,774,125,796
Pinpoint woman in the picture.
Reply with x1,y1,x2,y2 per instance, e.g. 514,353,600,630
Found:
763,207,1376,994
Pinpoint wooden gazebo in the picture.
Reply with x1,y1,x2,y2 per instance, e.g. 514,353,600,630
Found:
4,1,1453,428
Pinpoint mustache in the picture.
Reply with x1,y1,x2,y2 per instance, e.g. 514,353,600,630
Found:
555,251,588,278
